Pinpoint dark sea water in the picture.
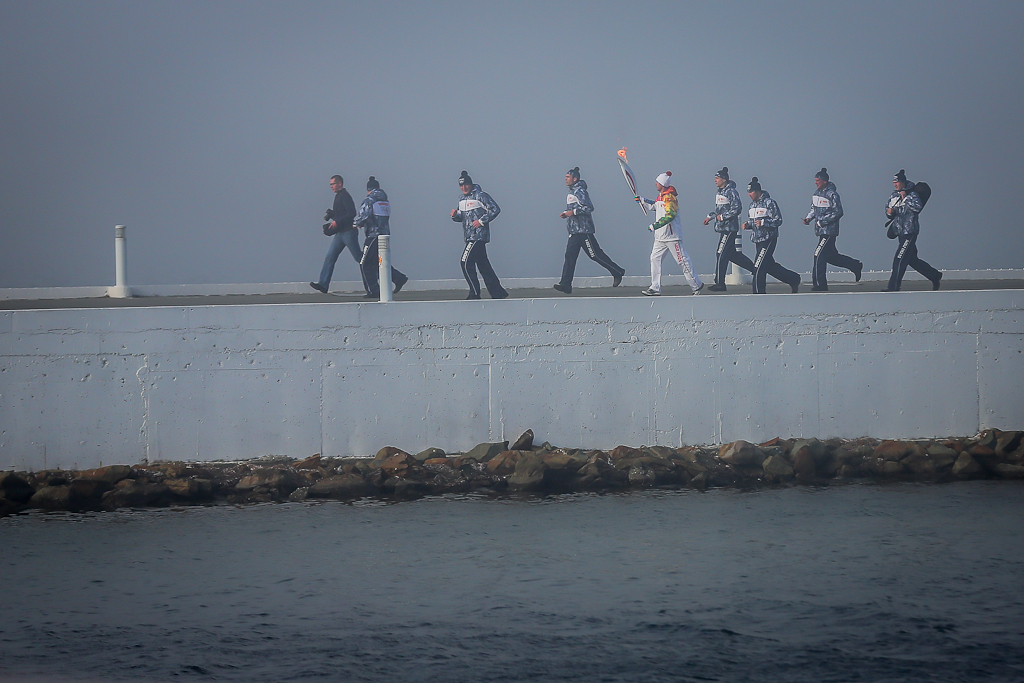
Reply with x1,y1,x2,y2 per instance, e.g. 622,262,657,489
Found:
2,482,1023,683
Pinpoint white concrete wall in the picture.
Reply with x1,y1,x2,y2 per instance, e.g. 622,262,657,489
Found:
2,290,1022,471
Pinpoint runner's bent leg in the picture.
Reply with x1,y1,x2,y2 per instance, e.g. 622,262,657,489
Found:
765,235,800,289
474,242,507,298
729,234,756,273
582,235,624,277
906,239,941,282
825,238,859,272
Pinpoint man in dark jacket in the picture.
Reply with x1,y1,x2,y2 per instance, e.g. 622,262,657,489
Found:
883,169,942,291
311,175,363,294
704,167,755,291
802,168,862,291
450,170,508,299
554,166,625,293
355,176,408,299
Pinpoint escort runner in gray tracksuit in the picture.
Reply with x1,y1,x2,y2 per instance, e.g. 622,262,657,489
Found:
554,166,625,293
803,168,862,291
743,177,799,294
884,169,941,291
355,177,408,298
450,170,508,299
705,167,755,291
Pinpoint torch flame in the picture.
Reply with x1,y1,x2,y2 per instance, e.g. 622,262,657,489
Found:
617,147,629,163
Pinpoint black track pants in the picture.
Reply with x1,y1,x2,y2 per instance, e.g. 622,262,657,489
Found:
461,241,507,298
752,236,800,293
715,231,756,285
559,233,624,287
359,236,407,296
813,235,860,289
887,234,941,291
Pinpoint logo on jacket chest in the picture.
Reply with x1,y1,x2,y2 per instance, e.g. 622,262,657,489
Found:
812,195,831,208
749,207,769,219
715,194,729,205
459,199,485,213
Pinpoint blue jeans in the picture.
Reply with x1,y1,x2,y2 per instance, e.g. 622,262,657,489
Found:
316,229,363,291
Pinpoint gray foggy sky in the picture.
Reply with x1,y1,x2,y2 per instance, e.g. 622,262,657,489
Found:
1,0,1022,288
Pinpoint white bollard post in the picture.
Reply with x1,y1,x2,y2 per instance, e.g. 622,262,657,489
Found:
725,231,752,286
109,224,132,298
377,234,393,302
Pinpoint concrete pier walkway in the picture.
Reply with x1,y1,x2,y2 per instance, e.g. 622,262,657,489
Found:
2,272,1022,310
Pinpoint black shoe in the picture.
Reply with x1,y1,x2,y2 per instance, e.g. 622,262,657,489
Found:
707,283,727,292
364,292,377,299
393,275,408,293
553,283,571,294
310,282,328,294
466,293,481,300
612,271,624,287
811,285,828,292
932,273,942,290
493,291,509,300
852,261,863,283
881,287,898,292
791,276,800,294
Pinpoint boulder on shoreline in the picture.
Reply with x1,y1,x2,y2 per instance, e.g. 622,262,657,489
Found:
2,429,1023,516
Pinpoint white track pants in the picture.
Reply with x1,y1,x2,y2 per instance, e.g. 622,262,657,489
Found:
650,239,702,292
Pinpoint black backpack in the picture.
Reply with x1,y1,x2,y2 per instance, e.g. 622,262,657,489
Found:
887,181,931,239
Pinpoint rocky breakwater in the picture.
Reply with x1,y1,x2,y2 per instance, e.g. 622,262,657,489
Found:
2,429,1023,516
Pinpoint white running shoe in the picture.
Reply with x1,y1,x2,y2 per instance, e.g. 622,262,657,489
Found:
692,283,704,295
642,287,660,296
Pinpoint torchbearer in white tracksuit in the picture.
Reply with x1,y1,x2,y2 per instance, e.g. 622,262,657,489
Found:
636,172,703,296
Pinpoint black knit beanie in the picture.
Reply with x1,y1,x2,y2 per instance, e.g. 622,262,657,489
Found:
458,170,473,186
567,166,580,180
894,169,907,183
747,176,761,193
366,175,380,191
715,166,729,180
815,167,829,181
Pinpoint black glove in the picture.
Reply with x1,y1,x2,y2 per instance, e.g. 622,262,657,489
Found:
324,209,334,221
323,222,339,236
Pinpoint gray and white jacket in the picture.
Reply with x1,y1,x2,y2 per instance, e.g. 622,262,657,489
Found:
745,191,783,244
707,180,743,233
804,182,844,237
451,184,500,243
354,188,391,239
885,182,923,236
564,180,596,235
